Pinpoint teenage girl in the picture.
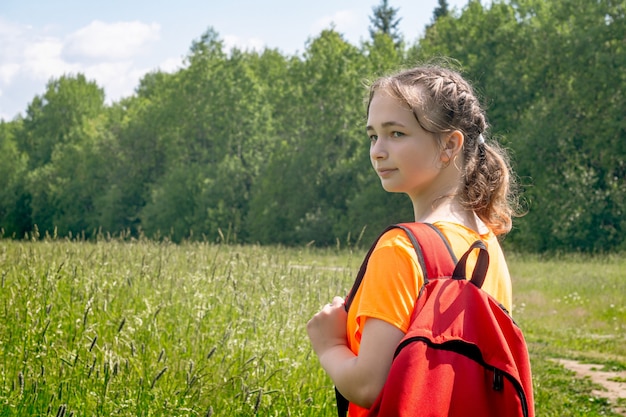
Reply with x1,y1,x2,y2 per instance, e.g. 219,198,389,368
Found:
307,64,518,417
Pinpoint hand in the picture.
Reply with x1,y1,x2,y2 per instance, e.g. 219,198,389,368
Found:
306,296,348,357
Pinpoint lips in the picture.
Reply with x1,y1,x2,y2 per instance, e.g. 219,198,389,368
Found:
377,168,397,178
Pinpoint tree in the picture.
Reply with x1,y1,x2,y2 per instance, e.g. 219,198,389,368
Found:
433,0,450,21
414,0,626,252
508,0,626,252
247,29,367,245
3,8,625,252
364,28,406,76
369,0,403,48
0,120,29,237
131,29,276,242
27,117,113,237
98,71,180,236
20,74,105,169
16,74,106,236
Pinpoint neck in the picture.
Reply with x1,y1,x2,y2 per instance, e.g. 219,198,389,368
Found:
411,189,487,235
410,160,463,221
408,164,484,232
411,187,461,223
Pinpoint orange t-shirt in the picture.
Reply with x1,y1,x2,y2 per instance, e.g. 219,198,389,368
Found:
345,221,513,417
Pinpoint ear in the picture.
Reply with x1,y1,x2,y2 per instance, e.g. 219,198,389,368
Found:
440,130,464,163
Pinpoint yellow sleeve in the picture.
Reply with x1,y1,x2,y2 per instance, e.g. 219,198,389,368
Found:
346,229,423,352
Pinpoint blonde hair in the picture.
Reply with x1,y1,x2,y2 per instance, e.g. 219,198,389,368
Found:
367,64,518,235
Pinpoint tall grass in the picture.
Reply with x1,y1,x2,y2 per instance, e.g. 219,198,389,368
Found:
0,237,358,416
0,238,624,416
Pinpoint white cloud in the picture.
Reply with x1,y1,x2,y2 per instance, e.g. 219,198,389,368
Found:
0,19,28,82
0,17,24,38
63,20,161,61
0,18,167,118
223,34,265,52
23,37,78,79
157,56,185,73
0,63,20,84
84,60,135,99
311,10,359,35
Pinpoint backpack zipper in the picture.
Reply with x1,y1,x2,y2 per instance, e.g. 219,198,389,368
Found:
395,336,529,417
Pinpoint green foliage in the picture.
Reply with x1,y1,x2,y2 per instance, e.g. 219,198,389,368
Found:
415,0,626,252
30,117,113,237
504,0,626,252
2,2,625,252
97,78,175,235
19,74,105,169
248,30,369,245
13,74,107,238
0,121,29,237
124,31,275,243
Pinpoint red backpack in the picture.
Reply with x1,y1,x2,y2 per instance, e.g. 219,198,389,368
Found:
337,223,535,417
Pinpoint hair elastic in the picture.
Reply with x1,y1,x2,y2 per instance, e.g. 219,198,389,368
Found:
477,134,485,145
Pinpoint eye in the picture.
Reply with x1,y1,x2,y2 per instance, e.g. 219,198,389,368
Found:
368,134,378,142
391,131,405,138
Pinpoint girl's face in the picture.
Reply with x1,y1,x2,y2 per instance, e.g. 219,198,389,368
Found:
366,90,443,200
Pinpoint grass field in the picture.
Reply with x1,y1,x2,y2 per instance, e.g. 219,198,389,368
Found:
0,236,624,416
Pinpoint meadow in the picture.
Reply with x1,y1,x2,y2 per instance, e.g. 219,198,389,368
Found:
0,235,624,416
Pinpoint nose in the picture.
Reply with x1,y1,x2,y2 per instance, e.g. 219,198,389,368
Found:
370,138,387,161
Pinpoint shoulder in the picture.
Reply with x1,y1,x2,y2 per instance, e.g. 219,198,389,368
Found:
371,227,423,267
374,227,413,250
364,226,424,275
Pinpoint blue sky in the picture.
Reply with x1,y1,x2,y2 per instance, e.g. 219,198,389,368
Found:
0,0,470,121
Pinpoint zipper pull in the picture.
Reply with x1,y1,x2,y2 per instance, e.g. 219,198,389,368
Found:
493,369,504,391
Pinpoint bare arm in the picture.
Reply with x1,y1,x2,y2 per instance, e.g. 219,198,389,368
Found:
307,297,405,408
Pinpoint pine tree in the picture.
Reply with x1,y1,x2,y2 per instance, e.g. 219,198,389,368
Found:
433,0,450,21
368,0,402,47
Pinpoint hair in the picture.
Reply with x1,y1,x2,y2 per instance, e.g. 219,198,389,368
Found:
367,64,519,235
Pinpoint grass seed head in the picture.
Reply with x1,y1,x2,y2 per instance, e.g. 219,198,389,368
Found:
117,317,126,333
151,366,168,389
55,404,66,417
89,335,97,352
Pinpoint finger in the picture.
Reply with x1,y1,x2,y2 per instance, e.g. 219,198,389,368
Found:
331,296,345,306
316,303,331,312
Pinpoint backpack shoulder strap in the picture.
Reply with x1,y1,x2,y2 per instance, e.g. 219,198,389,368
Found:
344,222,457,312
396,222,457,283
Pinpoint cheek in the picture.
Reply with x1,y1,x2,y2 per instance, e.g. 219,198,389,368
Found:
405,143,440,171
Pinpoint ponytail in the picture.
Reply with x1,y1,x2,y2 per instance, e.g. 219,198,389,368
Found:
462,139,517,235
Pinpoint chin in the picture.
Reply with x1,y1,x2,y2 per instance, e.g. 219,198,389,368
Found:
381,184,405,194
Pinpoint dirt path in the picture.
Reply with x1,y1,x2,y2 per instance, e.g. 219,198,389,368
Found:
555,358,626,416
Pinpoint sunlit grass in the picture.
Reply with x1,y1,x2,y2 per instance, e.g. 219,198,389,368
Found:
0,237,358,416
0,238,624,416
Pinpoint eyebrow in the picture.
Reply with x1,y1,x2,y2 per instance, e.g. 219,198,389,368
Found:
366,121,408,131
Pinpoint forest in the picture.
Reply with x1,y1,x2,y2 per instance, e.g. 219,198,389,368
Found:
0,0,624,253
